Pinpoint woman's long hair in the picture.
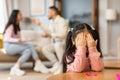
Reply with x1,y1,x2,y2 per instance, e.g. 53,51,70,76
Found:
3,10,20,34
63,23,102,72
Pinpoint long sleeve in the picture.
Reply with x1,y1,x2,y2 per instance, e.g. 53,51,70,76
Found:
51,20,68,40
89,47,104,71
4,25,20,43
67,47,87,72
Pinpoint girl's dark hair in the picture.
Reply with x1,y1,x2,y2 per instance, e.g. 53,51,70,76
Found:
4,10,20,34
63,23,102,72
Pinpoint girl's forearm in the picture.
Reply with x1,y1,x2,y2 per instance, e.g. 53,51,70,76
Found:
67,47,87,72
89,47,104,71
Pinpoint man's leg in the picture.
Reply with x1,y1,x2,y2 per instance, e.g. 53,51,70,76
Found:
52,42,65,74
54,42,65,63
42,44,58,64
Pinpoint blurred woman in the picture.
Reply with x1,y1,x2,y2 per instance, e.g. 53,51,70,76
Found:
3,10,49,76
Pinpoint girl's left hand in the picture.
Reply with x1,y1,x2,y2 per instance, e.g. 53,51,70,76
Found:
87,34,97,48
75,33,87,47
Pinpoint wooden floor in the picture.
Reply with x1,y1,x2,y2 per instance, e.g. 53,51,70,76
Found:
0,59,120,80
48,69,120,80
0,70,53,80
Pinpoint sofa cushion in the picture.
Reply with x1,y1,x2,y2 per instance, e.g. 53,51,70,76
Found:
0,46,48,62
0,49,33,62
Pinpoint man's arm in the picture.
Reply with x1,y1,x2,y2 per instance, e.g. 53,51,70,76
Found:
51,20,69,39
32,19,51,34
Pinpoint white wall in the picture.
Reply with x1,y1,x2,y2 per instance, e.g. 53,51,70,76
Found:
0,0,8,33
99,0,120,57
6,0,54,32
109,0,120,56
18,0,53,25
99,0,109,56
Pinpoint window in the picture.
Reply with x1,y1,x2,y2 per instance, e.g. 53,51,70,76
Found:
0,0,8,33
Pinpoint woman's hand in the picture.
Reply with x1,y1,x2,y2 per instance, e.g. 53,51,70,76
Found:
87,34,97,48
19,38,28,43
75,33,87,48
32,19,41,26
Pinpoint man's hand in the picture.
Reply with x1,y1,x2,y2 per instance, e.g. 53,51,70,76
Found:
32,19,41,26
40,32,50,38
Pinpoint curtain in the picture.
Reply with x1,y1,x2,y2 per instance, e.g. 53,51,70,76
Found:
0,0,8,33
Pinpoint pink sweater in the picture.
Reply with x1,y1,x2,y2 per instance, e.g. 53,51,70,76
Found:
4,25,20,43
67,47,104,72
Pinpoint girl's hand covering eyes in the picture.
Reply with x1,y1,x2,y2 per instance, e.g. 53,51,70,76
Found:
87,34,97,48
75,33,87,48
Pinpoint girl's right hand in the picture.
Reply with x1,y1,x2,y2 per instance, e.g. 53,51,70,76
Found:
75,33,87,48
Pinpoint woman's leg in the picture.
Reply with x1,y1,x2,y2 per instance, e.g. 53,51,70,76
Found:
18,49,31,64
4,43,32,76
4,43,49,74
4,43,32,64
21,43,49,73
25,44,40,61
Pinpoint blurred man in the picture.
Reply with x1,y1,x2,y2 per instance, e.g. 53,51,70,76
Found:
33,6,69,74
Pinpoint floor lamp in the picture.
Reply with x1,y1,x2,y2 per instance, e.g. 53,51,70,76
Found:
105,9,117,55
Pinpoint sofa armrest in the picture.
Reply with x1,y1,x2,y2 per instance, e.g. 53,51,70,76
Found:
0,33,3,48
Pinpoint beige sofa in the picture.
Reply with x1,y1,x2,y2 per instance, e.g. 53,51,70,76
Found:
0,46,48,62
0,31,51,63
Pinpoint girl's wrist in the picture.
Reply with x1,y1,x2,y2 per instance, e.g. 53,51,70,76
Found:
88,46,96,48
76,46,86,49
88,47,98,53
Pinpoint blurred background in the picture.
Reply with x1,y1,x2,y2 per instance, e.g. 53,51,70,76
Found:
0,0,120,58
0,0,120,80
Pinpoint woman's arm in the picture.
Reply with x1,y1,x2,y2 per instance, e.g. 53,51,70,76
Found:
67,47,87,72
4,25,20,43
89,47,104,71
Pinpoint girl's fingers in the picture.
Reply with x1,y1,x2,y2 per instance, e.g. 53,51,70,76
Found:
81,33,86,41
79,33,83,41
87,34,90,41
82,33,86,38
88,34,94,41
